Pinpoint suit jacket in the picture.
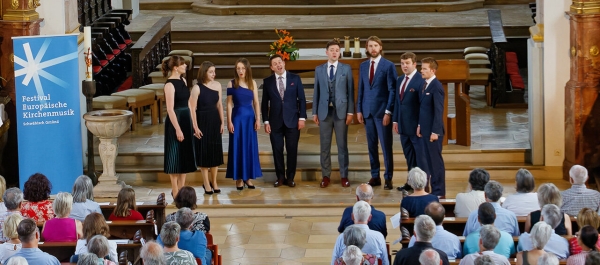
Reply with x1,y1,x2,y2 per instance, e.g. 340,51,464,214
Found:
357,57,397,119
392,72,425,136
312,62,354,120
337,205,388,239
418,77,445,136
261,71,307,129
393,242,450,265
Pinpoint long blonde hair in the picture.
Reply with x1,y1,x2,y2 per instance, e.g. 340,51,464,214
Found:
233,58,255,91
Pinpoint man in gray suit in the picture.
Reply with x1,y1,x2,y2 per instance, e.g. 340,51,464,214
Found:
313,40,355,188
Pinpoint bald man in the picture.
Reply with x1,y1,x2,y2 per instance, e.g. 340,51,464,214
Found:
338,184,388,238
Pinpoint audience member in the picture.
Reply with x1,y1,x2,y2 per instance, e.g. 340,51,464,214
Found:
419,249,440,265
585,251,600,265
70,175,101,222
569,208,600,255
459,225,509,265
5,256,28,265
502,169,539,216
463,202,515,258
20,173,54,223
516,221,552,265
342,245,366,265
333,227,377,265
567,225,598,265
518,205,570,259
42,192,83,242
0,175,6,214
393,215,449,265
75,213,117,263
539,253,559,265
87,235,116,265
454,169,489,217
408,202,461,259
167,186,210,233
0,188,23,242
76,253,99,265
400,168,439,217
562,165,600,216
525,183,572,235
332,201,388,265
140,241,166,265
463,181,519,237
159,208,211,265
339,184,387,238
159,222,196,264
3,218,60,265
0,214,23,261
108,188,143,221
473,255,493,265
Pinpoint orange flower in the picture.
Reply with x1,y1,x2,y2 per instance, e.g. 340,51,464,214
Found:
281,52,290,60
274,28,279,34
277,38,286,47
280,29,289,35
283,36,293,44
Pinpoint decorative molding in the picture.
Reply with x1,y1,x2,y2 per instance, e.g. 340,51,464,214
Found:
11,0,19,9
591,45,599,57
529,24,544,42
571,0,600,14
572,46,577,57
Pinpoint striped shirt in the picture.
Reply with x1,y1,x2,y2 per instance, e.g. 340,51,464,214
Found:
566,251,590,265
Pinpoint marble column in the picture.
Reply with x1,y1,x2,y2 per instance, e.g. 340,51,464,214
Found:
564,0,600,182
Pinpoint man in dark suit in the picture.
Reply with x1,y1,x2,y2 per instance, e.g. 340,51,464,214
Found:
393,215,450,265
261,54,307,187
418,57,446,197
313,40,354,188
393,52,428,192
337,183,387,238
357,36,398,190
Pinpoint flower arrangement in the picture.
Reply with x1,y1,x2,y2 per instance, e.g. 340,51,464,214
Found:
267,29,299,61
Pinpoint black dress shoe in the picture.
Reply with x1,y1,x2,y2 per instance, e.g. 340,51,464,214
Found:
384,179,393,190
244,180,256,189
236,180,244,190
202,184,214,195
210,182,221,193
367,178,381,187
287,181,296,187
274,178,285,187
396,183,414,192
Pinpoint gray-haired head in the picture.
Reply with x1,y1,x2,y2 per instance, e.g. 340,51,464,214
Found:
484,181,503,202
140,241,166,265
474,255,494,265
343,225,367,249
356,184,374,202
72,175,94,202
479,225,501,250
77,253,99,265
3,188,23,211
175,207,194,230
352,201,371,223
537,183,562,208
342,245,363,265
538,252,559,265
87,235,110,258
160,221,181,247
541,204,562,229
569,165,589,185
414,215,436,242
418,249,440,265
515,169,535,193
6,256,29,265
52,192,73,218
530,221,553,249
408,167,428,190
469,168,490,191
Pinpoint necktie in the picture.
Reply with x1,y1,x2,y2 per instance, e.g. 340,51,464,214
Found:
369,60,375,84
422,82,428,93
329,65,334,81
400,76,409,101
278,76,285,100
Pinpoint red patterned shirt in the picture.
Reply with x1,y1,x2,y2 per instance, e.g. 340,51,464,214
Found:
20,200,54,223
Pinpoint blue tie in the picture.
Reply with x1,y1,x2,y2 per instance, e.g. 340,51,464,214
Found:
329,65,334,81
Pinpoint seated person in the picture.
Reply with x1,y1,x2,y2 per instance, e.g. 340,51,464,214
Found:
0,188,23,243
77,253,100,265
42,192,83,242
140,241,165,265
567,225,598,265
408,202,461,259
455,168,489,218
340,245,373,265
159,222,196,264
0,214,23,261
502,169,539,216
70,175,102,222
516,221,552,265
463,202,515,258
108,188,143,221
333,227,378,265
167,186,210,233
339,184,387,238
158,208,211,265
87,235,116,265
20,173,54,223
518,205,570,260
463,181,520,237
0,175,7,215
3,218,60,265
419,249,441,265
400,167,438,217
539,253,559,265
393,215,449,265
75,213,118,263
561,165,600,216
525,183,572,236
569,208,600,255
459,225,510,265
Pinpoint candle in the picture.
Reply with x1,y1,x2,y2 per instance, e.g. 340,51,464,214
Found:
354,37,360,54
84,26,92,81
344,36,350,52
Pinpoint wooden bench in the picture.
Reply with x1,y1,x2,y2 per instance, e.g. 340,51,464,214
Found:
139,83,166,123
100,193,167,231
37,220,156,242
111,89,159,130
39,241,142,263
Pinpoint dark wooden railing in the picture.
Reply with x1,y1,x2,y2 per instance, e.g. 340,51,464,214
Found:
131,17,173,89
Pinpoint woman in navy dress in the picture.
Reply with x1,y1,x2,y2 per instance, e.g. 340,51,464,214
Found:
162,55,198,198
226,58,262,190
190,61,224,195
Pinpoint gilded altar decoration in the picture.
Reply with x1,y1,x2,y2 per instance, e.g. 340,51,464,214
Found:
34,0,40,7
11,0,18,9
27,0,32,9
84,48,93,79
267,29,299,61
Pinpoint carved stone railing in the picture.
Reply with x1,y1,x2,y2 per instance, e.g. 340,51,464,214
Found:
130,16,173,89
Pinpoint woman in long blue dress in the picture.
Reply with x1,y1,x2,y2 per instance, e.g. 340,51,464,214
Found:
226,58,262,190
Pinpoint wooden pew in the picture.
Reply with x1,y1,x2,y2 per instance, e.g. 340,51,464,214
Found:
37,220,156,243
100,204,167,231
39,241,142,263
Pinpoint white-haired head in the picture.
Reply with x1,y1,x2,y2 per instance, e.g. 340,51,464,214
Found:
569,165,588,185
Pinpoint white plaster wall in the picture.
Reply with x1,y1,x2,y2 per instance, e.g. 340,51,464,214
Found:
542,1,570,166
37,0,66,35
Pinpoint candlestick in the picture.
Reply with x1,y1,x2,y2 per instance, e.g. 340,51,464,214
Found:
343,36,351,57
84,27,93,81
353,37,361,58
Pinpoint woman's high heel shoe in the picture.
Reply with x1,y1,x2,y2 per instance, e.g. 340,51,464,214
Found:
210,182,221,193
244,180,256,189
236,180,244,191
203,184,214,195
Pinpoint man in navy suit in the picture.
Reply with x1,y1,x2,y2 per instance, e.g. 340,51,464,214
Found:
418,57,446,197
313,40,354,188
393,52,429,192
357,36,398,190
261,54,307,188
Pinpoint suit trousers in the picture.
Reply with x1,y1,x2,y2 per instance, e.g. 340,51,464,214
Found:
421,136,446,196
269,123,300,181
319,107,349,178
364,116,394,180
400,134,428,178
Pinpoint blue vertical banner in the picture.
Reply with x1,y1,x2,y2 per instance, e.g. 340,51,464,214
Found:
13,34,82,194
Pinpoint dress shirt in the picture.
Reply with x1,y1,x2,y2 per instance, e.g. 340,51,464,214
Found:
399,69,417,94
338,205,387,238
393,242,450,265
458,250,510,265
408,225,462,259
463,202,520,237
0,203,6,215
517,231,570,260
424,75,437,90
69,199,102,222
463,227,516,258
561,184,600,216
4,248,60,265
328,61,339,78
454,190,486,218
331,224,388,265
567,251,590,265
501,192,540,216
